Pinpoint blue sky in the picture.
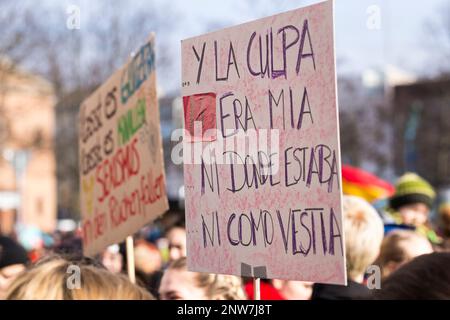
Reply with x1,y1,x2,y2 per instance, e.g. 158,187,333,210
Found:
42,0,449,91
170,0,447,77
148,0,447,91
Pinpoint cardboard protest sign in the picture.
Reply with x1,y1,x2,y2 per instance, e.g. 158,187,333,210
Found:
181,1,346,284
79,34,168,256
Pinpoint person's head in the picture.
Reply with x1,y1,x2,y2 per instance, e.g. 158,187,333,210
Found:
389,173,436,227
376,230,433,279
6,256,153,300
101,244,123,274
0,236,29,299
271,280,313,300
134,240,162,275
438,203,450,238
159,257,246,300
166,226,187,262
53,232,83,259
374,252,450,299
343,195,384,283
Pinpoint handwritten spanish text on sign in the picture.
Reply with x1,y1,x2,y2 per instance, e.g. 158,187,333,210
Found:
79,34,168,256
181,1,346,284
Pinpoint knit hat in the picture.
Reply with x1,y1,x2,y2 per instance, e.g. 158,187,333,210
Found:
0,236,29,269
389,173,436,210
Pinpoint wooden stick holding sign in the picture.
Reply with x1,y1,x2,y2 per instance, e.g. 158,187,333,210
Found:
126,236,136,284
253,278,261,300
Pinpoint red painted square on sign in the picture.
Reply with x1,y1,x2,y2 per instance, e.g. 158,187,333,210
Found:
183,92,217,142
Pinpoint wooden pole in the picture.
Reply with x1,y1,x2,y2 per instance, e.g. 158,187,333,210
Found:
126,236,136,284
253,277,261,300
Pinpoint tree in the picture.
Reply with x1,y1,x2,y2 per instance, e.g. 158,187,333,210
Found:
423,1,450,77
0,1,43,148
0,1,181,219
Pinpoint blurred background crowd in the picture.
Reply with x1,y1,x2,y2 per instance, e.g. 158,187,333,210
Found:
1,171,450,299
1,0,450,300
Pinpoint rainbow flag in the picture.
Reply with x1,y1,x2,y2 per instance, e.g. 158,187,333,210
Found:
342,165,395,203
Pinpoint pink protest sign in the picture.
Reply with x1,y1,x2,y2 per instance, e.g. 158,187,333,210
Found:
181,1,346,284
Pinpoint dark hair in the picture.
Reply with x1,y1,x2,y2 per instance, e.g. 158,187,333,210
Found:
0,236,29,269
374,252,450,299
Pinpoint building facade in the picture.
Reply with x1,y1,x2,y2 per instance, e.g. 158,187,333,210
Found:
393,78,450,190
0,62,56,235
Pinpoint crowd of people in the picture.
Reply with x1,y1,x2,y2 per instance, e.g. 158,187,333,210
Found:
1,172,450,300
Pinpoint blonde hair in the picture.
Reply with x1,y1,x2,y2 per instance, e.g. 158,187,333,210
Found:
343,195,384,281
376,230,432,278
168,257,246,300
6,256,154,300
